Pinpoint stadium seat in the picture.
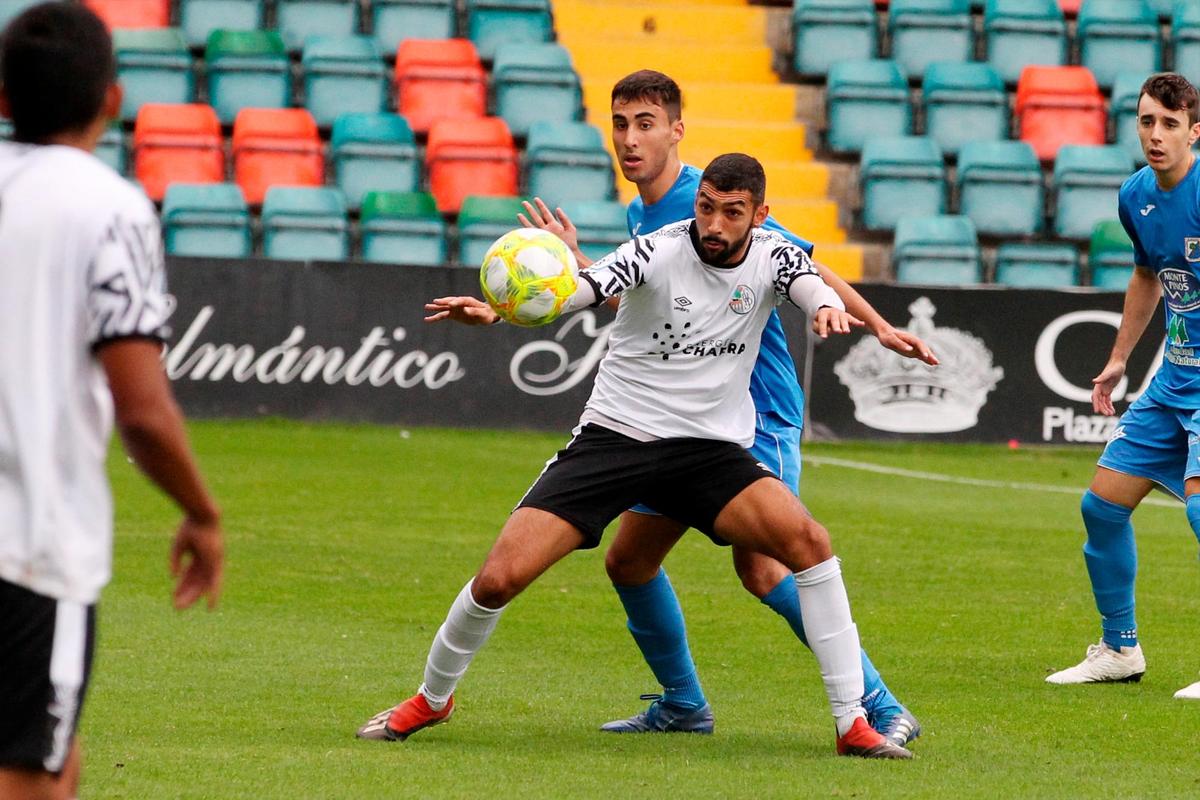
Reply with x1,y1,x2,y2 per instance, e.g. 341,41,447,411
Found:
394,39,487,134
826,60,912,154
859,136,946,232
994,242,1079,286
956,140,1044,235
85,0,168,29
360,191,449,265
133,103,224,201
983,0,1067,84
1057,0,1082,14
114,28,194,122
1052,145,1135,240
1173,4,1200,89
205,30,291,124
464,0,552,62
525,121,614,206
458,195,528,266
792,0,878,77
0,1,39,31
275,0,360,51
893,215,981,285
331,113,420,211
1111,71,1153,165
1075,0,1160,90
372,0,457,53
178,0,264,48
922,62,1008,155
1145,0,1175,17
1089,219,1136,289
95,125,127,175
888,0,974,80
162,183,253,258
1015,66,1106,161
426,117,518,213
262,186,350,261
561,200,628,260
302,37,388,127
492,43,581,138
232,108,324,205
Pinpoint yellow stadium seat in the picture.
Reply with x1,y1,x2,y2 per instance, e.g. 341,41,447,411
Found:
811,244,864,281
766,199,843,243
678,121,809,162
559,40,777,83
553,2,766,43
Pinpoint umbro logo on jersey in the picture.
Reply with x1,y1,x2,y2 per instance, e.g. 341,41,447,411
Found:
1141,204,1156,216
673,296,692,312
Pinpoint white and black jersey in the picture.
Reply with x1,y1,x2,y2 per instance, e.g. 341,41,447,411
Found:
0,142,172,605
574,219,842,447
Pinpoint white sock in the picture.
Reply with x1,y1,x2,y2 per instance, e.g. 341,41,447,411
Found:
418,578,506,710
794,557,866,737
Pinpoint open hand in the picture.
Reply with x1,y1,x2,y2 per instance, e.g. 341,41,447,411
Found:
1092,361,1126,416
877,327,939,366
424,296,500,325
518,198,580,254
812,307,865,338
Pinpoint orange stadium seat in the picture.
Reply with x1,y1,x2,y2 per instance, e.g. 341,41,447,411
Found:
85,0,169,28
1057,0,1082,15
1015,65,1106,161
393,39,486,135
133,103,224,202
426,117,518,213
232,108,323,205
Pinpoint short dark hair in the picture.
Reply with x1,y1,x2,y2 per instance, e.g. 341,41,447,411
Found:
699,153,766,206
611,70,682,121
1139,73,1200,126
0,2,115,143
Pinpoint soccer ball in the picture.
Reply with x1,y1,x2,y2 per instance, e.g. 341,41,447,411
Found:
479,227,578,327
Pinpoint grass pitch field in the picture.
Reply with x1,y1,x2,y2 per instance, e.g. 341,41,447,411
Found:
85,420,1200,799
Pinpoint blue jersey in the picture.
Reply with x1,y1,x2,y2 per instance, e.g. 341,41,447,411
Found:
626,164,812,428
1118,161,1200,409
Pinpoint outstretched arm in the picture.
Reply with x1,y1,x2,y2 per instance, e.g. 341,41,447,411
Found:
1093,265,1162,415
816,263,938,366
518,198,594,269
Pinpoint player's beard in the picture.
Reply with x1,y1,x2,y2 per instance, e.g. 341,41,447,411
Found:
700,226,753,266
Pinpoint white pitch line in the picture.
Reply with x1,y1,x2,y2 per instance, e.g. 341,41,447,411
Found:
804,454,1181,509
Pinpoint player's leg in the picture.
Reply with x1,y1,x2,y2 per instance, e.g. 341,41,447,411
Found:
600,511,712,733
1174,412,1200,699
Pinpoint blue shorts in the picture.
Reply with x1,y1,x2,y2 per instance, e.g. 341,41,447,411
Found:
1097,391,1200,501
630,413,802,515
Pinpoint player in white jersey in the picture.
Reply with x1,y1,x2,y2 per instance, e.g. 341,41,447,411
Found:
358,154,912,759
0,6,224,799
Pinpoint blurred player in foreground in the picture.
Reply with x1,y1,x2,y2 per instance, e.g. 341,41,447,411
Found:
0,6,224,799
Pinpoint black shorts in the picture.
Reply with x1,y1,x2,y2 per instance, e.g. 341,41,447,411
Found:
517,423,779,548
0,578,96,775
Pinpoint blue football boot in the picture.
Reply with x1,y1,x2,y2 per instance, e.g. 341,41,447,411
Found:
870,704,922,748
600,694,714,734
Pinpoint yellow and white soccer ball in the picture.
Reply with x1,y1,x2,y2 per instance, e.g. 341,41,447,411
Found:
479,227,578,327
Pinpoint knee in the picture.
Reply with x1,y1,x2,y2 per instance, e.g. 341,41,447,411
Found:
605,546,658,586
734,554,792,599
471,566,522,609
1081,490,1133,530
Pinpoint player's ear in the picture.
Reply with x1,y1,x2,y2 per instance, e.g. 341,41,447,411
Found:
104,83,122,122
1190,121,1200,148
753,203,769,227
671,118,684,145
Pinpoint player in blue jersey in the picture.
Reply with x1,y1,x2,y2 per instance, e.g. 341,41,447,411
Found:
518,70,936,743
1046,73,1200,698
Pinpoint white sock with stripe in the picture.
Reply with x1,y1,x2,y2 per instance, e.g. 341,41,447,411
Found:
419,578,505,710
794,557,867,737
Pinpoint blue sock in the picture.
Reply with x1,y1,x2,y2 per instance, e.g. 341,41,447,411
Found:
1081,490,1138,650
760,574,900,720
1186,494,1200,550
613,569,706,711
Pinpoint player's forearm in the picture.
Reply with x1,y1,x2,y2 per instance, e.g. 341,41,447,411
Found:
788,274,845,317
117,401,220,524
1109,266,1162,365
817,263,888,333
563,276,600,312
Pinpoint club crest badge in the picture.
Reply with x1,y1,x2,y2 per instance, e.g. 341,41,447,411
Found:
1186,238,1200,262
728,285,755,315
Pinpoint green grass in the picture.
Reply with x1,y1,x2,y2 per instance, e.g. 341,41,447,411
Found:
82,421,1200,799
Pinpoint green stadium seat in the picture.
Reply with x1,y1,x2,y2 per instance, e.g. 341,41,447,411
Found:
1111,71,1153,165
275,0,360,51
1173,4,1200,87
994,242,1079,286
888,0,974,80
956,140,1044,235
331,113,420,211
360,191,449,265
826,60,912,154
492,43,581,138
179,0,264,48
372,0,457,53
860,136,946,232
1076,0,1160,90
205,30,291,124
302,36,388,128
525,121,614,206
114,28,195,122
458,195,528,266
983,0,1067,84
95,125,127,175
1089,219,1136,289
1053,145,1135,240
893,215,981,285
791,0,877,77
561,200,628,260
465,0,552,61
262,186,350,261
922,62,1007,155
162,183,252,258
